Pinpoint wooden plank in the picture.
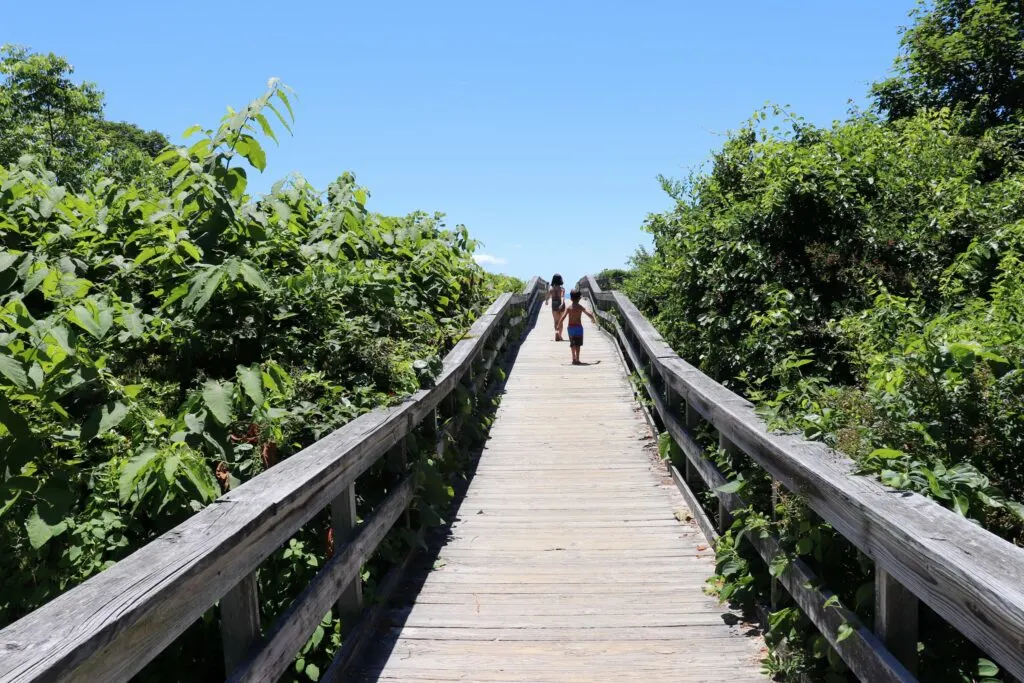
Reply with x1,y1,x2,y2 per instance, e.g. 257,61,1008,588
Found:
609,291,676,361
876,569,919,675
220,572,261,677
331,483,362,627
669,464,719,546
228,477,415,683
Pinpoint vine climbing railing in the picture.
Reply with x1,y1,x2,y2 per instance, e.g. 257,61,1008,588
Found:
577,275,1024,683
0,277,547,683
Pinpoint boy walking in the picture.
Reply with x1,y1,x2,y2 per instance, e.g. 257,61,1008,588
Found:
559,289,596,365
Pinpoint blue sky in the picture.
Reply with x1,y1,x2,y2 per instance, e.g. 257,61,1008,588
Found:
7,0,916,283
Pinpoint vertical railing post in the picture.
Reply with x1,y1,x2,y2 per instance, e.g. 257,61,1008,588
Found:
684,403,701,487
770,480,791,610
717,433,737,534
220,572,261,676
332,483,362,632
875,568,919,675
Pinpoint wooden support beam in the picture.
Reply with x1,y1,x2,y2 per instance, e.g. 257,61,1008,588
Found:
717,433,737,534
331,483,362,631
684,403,701,488
875,568,919,676
220,572,261,677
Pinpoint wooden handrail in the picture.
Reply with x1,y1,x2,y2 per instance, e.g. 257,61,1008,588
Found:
577,275,1024,682
0,277,548,683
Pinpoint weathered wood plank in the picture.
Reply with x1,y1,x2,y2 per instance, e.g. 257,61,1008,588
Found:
331,483,362,628
876,569,919,675
220,572,262,677
228,477,414,683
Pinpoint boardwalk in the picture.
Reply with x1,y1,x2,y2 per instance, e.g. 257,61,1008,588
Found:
359,314,768,682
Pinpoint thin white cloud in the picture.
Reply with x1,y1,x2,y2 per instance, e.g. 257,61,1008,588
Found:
474,253,507,266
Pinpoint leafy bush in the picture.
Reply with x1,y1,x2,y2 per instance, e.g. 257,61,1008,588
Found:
615,3,1024,679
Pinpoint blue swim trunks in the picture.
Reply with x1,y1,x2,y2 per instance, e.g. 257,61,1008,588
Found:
567,324,584,347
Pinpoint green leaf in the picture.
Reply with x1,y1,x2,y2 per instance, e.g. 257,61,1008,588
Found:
0,394,33,441
768,554,789,577
1005,500,1024,521
236,365,265,407
47,328,74,357
122,311,144,338
305,663,320,681
118,448,160,503
81,401,129,441
0,354,29,389
181,456,219,502
202,380,234,425
183,268,224,312
184,411,206,434
952,494,970,516
26,505,67,548
39,186,66,219
0,251,19,272
68,300,114,340
977,659,999,677
254,113,279,144
836,622,854,643
27,362,42,389
237,261,270,292
795,537,813,555
241,136,267,171
868,448,904,460
715,479,745,494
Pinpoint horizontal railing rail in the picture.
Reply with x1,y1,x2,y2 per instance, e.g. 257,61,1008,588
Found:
0,277,548,683
577,274,1024,683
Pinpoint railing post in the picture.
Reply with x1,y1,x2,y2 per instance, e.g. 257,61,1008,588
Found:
875,568,919,675
717,433,736,534
770,480,791,610
220,572,261,676
684,403,701,487
332,483,363,632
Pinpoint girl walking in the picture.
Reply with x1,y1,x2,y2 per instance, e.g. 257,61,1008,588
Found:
545,274,566,341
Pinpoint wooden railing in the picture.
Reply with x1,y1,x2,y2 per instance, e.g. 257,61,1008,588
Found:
0,277,548,683
577,275,1024,683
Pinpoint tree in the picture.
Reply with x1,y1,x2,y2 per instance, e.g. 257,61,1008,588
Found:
0,44,103,187
0,45,169,188
872,0,1024,134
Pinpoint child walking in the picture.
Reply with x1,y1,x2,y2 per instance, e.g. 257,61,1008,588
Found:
559,289,596,364
545,274,566,341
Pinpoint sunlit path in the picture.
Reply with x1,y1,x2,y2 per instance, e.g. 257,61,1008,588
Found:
357,315,768,682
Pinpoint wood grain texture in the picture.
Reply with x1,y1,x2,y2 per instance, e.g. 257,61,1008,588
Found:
220,572,262,677
596,285,1024,681
356,316,767,681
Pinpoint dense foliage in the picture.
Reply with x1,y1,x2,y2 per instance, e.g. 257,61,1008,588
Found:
0,47,520,680
613,1,1024,680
